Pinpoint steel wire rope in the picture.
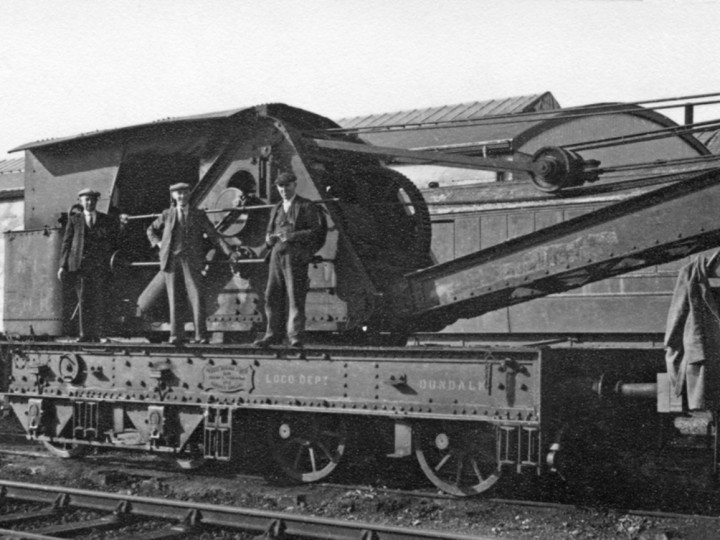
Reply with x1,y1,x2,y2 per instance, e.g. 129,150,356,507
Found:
594,153,720,174
558,167,720,196
317,99,720,137
313,92,720,135
565,118,720,151
305,92,720,193
305,115,720,189
417,168,720,206
120,159,720,223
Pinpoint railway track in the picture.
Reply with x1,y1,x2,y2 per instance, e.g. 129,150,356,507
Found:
0,479,490,540
3,438,720,516
1,445,718,538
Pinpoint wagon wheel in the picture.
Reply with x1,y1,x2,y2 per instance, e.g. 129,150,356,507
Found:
175,455,206,470
268,414,348,482
42,441,90,459
174,441,207,470
415,422,501,496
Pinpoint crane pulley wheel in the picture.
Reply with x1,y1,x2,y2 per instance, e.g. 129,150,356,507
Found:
530,146,594,193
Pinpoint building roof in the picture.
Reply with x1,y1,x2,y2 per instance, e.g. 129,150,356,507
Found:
11,95,560,157
337,93,559,129
0,157,23,175
335,92,561,151
0,157,24,192
11,103,342,154
10,107,251,153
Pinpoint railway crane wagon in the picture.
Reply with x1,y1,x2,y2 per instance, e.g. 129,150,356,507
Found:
2,101,720,496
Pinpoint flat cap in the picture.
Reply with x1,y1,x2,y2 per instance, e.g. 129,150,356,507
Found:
274,172,297,186
77,188,100,198
169,182,191,192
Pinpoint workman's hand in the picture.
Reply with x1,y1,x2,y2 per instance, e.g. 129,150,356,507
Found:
266,233,278,246
119,213,129,224
57,268,65,281
156,241,162,249
230,247,254,262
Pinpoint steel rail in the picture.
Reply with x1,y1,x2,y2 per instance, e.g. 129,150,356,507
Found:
4,446,719,527
0,480,492,540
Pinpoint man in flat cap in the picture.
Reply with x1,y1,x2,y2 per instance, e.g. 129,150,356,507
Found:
254,172,327,348
58,188,121,341
147,183,235,344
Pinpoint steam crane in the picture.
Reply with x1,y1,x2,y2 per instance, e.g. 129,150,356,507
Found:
305,103,720,336
6,99,720,344
5,96,720,497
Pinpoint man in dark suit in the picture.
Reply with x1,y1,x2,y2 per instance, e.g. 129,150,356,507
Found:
58,188,121,341
254,172,327,348
147,183,234,344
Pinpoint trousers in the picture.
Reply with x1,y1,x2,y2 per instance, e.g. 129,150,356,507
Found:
74,270,109,339
164,255,205,339
264,250,309,341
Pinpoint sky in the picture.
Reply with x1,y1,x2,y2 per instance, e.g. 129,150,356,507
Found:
2,0,720,161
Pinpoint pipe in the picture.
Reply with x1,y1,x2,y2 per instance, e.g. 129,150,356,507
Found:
615,382,657,399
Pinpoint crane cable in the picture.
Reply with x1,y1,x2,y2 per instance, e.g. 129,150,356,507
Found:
317,92,720,135
565,117,720,151
308,90,720,177
594,153,720,174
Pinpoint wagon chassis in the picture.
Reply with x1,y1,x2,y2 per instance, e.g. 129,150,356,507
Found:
2,340,544,496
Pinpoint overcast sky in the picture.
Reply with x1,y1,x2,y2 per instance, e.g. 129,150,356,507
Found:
2,0,720,160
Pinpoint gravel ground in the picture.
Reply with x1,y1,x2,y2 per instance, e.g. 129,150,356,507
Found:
2,443,720,540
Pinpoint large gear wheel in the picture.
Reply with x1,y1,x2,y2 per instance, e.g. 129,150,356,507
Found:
370,169,432,267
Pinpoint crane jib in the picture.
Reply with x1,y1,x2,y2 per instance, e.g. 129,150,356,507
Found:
402,168,720,329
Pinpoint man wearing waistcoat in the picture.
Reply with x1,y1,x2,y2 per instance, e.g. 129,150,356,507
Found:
58,188,121,341
254,172,326,349
147,183,234,345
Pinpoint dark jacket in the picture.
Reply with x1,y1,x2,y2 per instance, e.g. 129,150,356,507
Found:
665,252,720,410
60,212,119,273
265,195,326,262
147,206,231,271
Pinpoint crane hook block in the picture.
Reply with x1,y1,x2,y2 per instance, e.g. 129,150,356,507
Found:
530,146,600,193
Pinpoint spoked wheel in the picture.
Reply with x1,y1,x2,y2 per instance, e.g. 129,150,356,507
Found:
415,422,501,496
42,441,90,459
268,414,348,482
